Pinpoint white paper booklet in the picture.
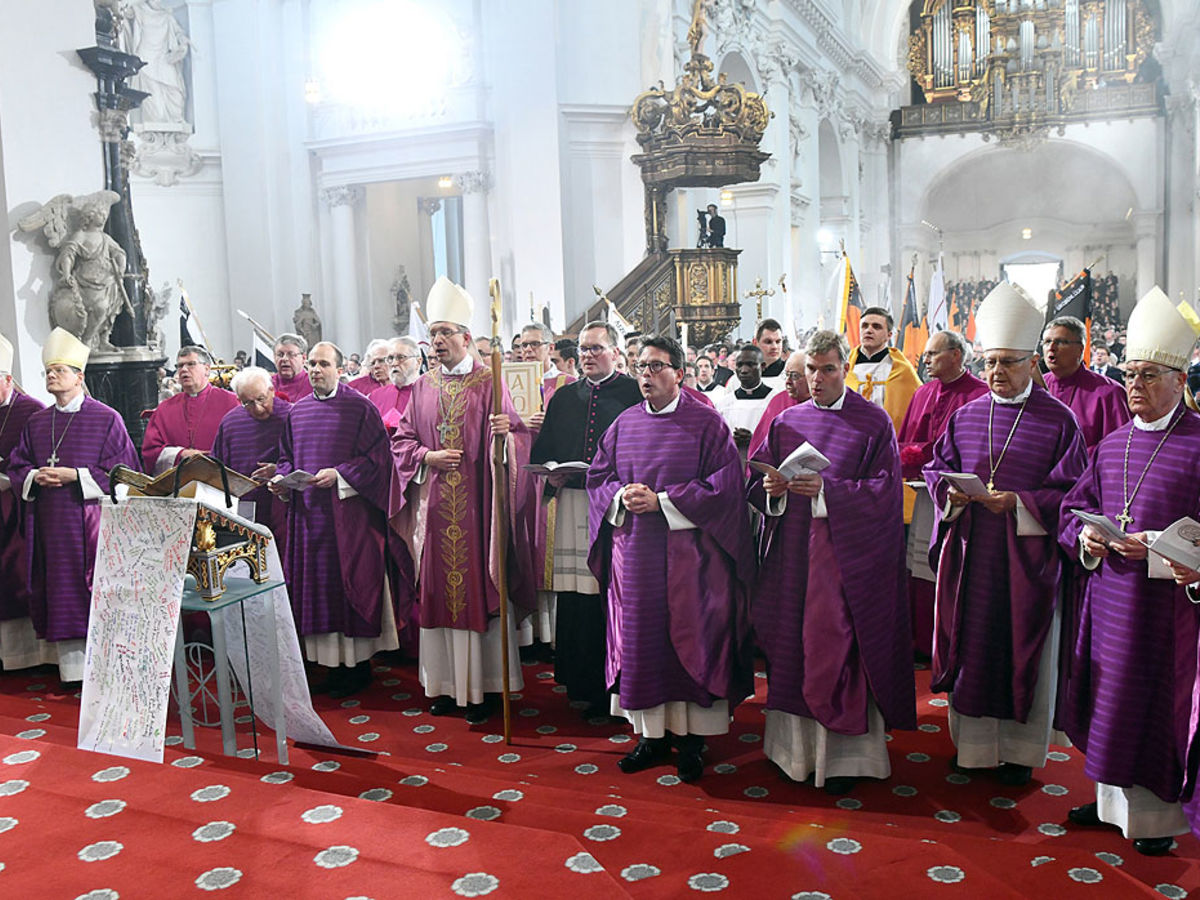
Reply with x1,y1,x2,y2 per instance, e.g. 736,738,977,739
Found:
750,441,830,481
522,461,590,476
940,472,990,498
1146,517,1200,571
1069,508,1131,544
276,470,316,491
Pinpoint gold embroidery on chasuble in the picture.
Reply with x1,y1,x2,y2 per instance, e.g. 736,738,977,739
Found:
431,367,491,623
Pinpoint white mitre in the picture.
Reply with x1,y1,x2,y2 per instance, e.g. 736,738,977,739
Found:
426,277,473,329
1124,286,1200,371
974,281,1042,352
0,331,12,374
43,327,90,371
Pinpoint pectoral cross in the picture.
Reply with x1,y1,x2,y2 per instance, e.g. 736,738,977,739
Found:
46,452,59,466
1116,510,1134,531
437,419,453,445
986,480,994,493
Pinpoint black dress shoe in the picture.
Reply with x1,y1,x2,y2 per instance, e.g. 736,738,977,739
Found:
329,662,371,700
617,737,670,774
996,763,1032,787
1067,802,1103,827
673,734,704,783
429,695,457,716
823,776,858,796
1132,836,1174,856
465,694,498,725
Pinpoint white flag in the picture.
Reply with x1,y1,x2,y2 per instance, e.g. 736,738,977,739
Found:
927,254,947,333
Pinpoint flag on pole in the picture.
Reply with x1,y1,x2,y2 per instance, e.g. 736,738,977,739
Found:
236,309,277,372
1047,267,1093,363
927,254,947,333
408,300,428,343
178,284,206,349
834,250,866,348
604,297,634,343
898,263,923,367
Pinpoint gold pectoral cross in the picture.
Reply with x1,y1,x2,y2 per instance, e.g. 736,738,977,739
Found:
1116,510,1133,531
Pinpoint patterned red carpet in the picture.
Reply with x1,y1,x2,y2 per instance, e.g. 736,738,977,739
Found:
0,660,1196,898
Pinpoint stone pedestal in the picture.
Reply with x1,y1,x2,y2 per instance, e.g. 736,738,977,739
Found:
87,348,166,449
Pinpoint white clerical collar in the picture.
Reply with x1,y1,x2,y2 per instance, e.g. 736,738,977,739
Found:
441,355,475,376
56,392,85,413
1134,406,1179,431
313,383,339,401
645,393,681,415
992,380,1033,405
586,370,618,387
814,389,846,411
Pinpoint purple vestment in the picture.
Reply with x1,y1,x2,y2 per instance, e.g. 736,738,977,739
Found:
276,384,397,637
586,390,755,711
347,374,387,397
272,370,313,403
7,397,139,641
748,390,917,732
210,396,292,555
390,362,536,632
0,391,46,620
896,371,988,479
370,383,413,433
1044,366,1131,451
925,387,1087,720
140,384,239,472
747,391,800,462
1059,407,1200,803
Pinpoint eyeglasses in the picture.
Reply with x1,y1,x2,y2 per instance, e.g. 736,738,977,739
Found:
429,327,462,339
176,360,206,369
579,344,610,356
784,372,805,382
44,365,76,377
922,348,950,359
982,355,1032,370
386,354,419,362
275,350,304,360
240,394,272,408
1125,366,1175,385
1041,338,1083,347
634,360,675,375
517,340,545,350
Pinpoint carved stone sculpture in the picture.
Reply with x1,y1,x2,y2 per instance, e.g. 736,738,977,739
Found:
121,0,192,126
293,293,322,347
18,190,133,352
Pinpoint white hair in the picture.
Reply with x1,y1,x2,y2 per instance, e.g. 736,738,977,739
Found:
363,338,391,359
231,365,272,397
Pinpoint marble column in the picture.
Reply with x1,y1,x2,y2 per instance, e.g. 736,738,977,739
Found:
1132,210,1160,300
791,75,823,330
322,184,364,354
453,170,494,338
725,182,780,339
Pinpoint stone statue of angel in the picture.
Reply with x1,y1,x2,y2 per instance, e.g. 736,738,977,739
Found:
18,190,133,352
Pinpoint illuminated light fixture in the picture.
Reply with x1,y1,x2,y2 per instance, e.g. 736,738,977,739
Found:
304,78,321,105
437,176,454,190
1021,227,1033,240
720,190,734,207
317,0,458,118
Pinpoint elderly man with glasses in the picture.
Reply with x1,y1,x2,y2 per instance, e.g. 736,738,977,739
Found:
141,344,239,474
347,338,393,397
1041,315,1130,450
211,365,292,551
925,283,1087,788
896,330,987,658
367,336,422,433
587,335,754,782
1058,288,1200,856
271,332,314,402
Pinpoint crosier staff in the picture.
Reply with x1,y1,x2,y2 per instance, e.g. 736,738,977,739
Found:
489,277,514,744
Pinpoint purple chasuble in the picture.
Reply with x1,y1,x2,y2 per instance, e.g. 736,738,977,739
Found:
141,384,239,472
586,390,755,712
897,371,988,479
747,391,800,463
390,363,536,632
7,397,139,641
370,383,413,433
275,384,395,637
211,396,292,555
1059,406,1200,804
272,370,313,403
0,391,46,620
1044,366,1131,451
748,390,917,732
925,386,1086,721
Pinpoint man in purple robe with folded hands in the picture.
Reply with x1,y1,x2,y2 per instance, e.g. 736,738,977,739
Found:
1041,315,1130,451
587,335,754,783
6,328,139,683
926,282,1087,787
749,330,916,794
1059,287,1200,856
271,341,399,699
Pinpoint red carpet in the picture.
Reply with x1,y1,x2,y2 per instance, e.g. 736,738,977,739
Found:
0,661,1197,898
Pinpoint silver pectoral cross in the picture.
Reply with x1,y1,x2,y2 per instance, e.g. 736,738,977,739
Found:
437,420,452,445
46,452,59,466
1115,510,1133,531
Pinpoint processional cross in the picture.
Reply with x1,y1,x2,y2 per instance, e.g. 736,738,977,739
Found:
745,277,774,321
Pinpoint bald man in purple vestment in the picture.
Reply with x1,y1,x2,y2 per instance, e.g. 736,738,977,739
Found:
210,366,291,556
1041,316,1130,451
896,331,988,659
142,345,239,474
6,335,138,683
588,336,754,783
271,333,314,403
390,291,535,726
272,342,401,699
1060,287,1200,855
749,330,916,794
0,348,46,656
926,336,1086,788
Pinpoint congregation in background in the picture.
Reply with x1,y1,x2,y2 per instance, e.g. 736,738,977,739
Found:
3,275,1200,860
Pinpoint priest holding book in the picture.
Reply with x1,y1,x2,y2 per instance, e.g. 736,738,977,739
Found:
1059,287,1200,856
925,282,1087,787
748,329,915,793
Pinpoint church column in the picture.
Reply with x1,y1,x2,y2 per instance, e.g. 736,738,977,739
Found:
453,170,494,338
755,45,794,329
1132,210,1159,300
725,183,780,339
322,184,364,354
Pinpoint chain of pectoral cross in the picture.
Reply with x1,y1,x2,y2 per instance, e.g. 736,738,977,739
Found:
1118,407,1184,531
47,407,75,466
